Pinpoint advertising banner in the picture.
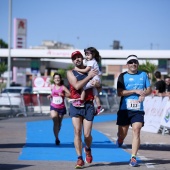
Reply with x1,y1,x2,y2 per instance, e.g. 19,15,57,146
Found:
142,96,169,133
14,18,27,49
32,76,52,93
160,100,170,128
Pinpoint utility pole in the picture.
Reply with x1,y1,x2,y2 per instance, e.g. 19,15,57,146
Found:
7,0,12,87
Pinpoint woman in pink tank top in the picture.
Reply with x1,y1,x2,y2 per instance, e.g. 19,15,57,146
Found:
47,73,70,145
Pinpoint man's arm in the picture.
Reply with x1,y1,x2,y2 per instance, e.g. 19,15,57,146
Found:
63,85,71,98
67,69,97,90
74,66,91,73
144,87,152,96
117,87,152,97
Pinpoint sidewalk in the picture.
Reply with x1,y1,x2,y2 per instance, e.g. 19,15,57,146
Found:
0,113,170,170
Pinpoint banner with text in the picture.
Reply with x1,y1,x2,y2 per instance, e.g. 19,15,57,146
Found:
142,96,169,133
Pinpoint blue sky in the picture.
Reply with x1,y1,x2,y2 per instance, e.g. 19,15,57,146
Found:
1,0,170,50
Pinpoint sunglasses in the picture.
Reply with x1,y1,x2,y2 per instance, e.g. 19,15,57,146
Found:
127,59,138,64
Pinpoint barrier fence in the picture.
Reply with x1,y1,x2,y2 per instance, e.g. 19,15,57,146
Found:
0,93,120,117
1,93,169,135
142,96,170,135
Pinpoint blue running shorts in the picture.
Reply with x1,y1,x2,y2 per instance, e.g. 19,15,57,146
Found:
50,106,67,115
69,101,95,121
116,110,145,126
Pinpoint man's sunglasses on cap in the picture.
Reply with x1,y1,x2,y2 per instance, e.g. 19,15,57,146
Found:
127,59,138,64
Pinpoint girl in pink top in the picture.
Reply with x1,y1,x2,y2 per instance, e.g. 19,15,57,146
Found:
47,73,70,145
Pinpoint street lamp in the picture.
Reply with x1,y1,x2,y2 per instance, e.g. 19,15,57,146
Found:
7,0,12,87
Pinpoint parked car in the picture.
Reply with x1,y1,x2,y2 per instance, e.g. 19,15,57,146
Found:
99,86,117,96
0,87,32,116
1,86,32,96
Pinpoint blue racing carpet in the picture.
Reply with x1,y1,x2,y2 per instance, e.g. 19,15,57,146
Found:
19,114,133,162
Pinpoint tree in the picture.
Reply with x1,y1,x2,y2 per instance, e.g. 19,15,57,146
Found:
0,62,7,77
138,60,157,85
0,39,8,48
57,64,74,78
49,64,74,85
0,62,7,92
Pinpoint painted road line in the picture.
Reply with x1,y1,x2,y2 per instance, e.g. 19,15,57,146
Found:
145,163,155,168
104,133,111,136
138,156,148,160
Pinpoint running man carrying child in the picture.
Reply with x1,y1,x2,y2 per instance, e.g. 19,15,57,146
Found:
71,47,104,115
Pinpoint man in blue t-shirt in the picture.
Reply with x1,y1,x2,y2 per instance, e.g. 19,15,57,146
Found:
116,55,152,167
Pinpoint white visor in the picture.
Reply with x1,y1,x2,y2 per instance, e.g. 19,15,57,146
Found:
127,56,138,63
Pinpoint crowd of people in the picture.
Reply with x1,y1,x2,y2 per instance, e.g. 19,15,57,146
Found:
47,47,170,168
153,71,170,96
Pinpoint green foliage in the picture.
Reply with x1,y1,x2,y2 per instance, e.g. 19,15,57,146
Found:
49,78,54,84
67,64,74,71
0,62,7,76
57,69,66,78
0,39,8,48
138,60,157,83
49,64,74,84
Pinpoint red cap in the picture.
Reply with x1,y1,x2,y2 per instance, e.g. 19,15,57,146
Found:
71,51,83,58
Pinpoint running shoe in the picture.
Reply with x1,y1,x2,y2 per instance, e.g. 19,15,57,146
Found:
55,139,60,145
96,107,104,115
84,147,93,164
116,138,124,147
129,156,138,167
75,158,85,169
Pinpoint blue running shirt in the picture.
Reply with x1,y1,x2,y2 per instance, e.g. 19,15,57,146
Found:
117,71,151,111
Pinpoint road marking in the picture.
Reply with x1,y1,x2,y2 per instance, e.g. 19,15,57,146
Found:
145,163,155,168
138,156,148,160
111,137,117,141
104,133,111,136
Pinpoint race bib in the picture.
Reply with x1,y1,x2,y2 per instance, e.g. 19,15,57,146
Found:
52,96,63,105
127,99,141,110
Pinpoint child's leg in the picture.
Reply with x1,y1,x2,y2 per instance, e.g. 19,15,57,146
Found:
94,95,101,107
80,89,85,101
83,81,93,90
83,75,100,90
93,88,104,115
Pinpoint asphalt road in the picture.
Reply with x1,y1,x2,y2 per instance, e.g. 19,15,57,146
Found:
0,112,170,170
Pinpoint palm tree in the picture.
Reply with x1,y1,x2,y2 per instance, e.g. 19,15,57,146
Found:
138,60,157,85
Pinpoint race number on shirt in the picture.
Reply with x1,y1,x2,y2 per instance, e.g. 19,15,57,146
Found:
52,96,63,105
127,99,141,110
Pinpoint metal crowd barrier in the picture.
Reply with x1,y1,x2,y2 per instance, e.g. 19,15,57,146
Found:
22,93,51,116
0,93,26,117
0,93,120,117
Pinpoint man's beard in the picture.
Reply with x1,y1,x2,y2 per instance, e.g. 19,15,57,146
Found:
75,61,82,67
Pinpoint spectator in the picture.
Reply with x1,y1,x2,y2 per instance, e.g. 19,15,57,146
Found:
165,76,170,95
154,71,166,96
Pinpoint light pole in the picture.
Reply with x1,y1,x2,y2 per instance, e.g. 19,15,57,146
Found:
7,0,12,87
